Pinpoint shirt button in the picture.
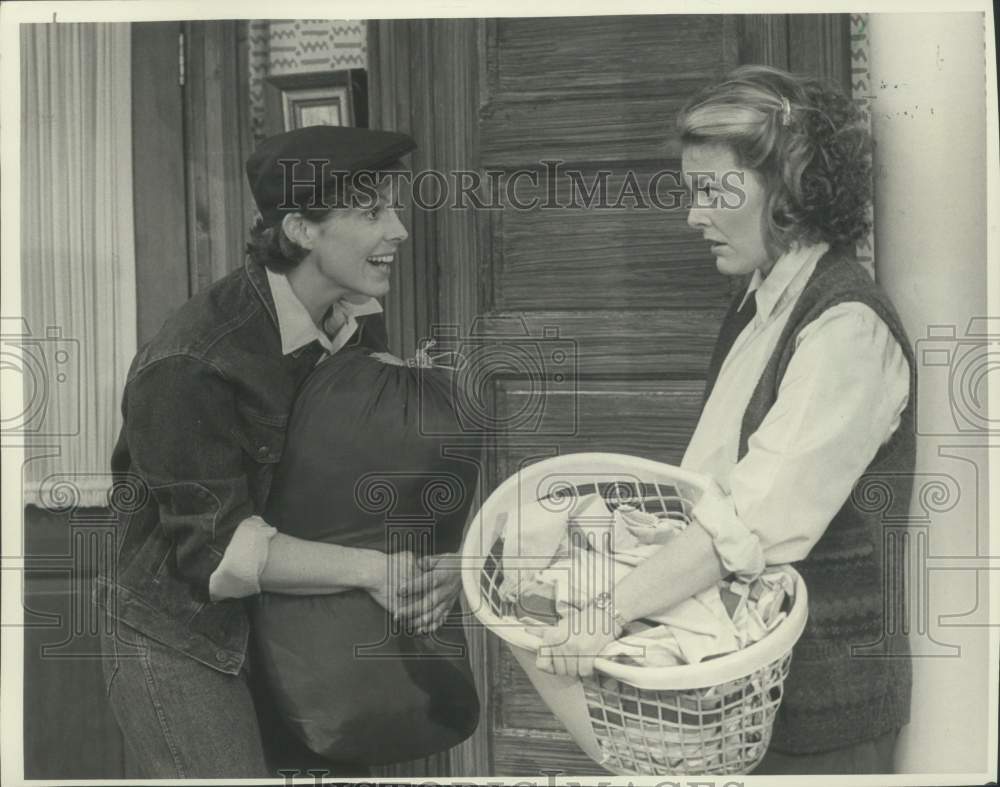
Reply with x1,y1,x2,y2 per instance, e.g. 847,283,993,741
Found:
215,650,228,663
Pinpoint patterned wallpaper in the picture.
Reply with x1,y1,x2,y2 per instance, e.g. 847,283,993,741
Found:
850,13,876,279
267,20,367,74
248,19,367,144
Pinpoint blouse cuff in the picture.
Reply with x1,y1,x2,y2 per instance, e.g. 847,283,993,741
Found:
208,515,277,601
691,489,765,582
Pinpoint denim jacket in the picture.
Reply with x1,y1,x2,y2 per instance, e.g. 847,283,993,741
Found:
93,258,387,674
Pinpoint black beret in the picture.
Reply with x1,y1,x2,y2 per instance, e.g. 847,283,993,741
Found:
246,126,416,226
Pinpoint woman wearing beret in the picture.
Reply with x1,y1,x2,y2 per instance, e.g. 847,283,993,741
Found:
95,127,464,777
535,65,915,774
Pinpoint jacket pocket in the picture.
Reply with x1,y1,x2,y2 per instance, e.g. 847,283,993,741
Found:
232,405,288,509
231,405,287,465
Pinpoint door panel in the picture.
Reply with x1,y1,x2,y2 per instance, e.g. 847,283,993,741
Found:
495,382,705,474
485,312,721,378
481,98,689,165
490,16,735,94
492,732,608,777
480,17,735,166
493,166,732,313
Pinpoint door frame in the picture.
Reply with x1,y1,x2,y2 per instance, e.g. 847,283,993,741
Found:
368,17,486,777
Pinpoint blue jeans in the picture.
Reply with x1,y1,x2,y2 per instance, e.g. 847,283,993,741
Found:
100,620,370,779
101,619,268,778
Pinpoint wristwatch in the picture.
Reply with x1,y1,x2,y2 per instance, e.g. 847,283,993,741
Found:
590,591,629,635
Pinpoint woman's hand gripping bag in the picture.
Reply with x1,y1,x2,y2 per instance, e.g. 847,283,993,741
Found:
251,344,482,765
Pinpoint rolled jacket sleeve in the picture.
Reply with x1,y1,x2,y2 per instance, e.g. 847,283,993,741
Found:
209,515,277,601
122,354,259,596
727,303,910,564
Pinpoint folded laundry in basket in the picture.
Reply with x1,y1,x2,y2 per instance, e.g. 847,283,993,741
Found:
719,568,793,645
602,585,741,667
500,494,691,601
512,582,560,626
601,626,686,667
615,504,688,546
515,562,755,667
501,487,793,669
611,569,792,667
752,568,794,621
498,493,611,601
512,564,791,668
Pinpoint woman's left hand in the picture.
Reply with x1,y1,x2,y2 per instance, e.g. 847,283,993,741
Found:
395,552,463,634
534,608,619,679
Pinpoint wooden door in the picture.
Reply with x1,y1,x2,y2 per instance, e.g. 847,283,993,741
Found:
370,14,850,777
473,15,736,775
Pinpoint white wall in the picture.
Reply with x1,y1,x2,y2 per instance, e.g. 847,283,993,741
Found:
868,12,995,776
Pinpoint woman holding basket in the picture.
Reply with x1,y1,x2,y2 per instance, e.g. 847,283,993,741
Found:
535,65,915,774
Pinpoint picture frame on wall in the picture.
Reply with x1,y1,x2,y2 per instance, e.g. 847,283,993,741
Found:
262,69,368,136
285,84,351,128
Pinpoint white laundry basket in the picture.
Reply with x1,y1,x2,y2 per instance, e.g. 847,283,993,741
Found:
461,452,808,775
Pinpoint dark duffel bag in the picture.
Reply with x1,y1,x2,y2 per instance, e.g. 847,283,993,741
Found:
251,345,481,765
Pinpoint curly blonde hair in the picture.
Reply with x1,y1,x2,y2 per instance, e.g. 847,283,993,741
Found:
677,65,872,257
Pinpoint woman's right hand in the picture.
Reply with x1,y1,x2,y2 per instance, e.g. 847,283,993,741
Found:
365,549,422,618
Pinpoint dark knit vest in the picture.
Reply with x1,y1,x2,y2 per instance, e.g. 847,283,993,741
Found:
703,248,916,754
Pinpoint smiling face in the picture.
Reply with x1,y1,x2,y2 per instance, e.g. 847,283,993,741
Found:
292,180,408,302
682,143,773,278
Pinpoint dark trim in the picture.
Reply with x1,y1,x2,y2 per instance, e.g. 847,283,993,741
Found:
737,13,852,89
789,14,852,90
737,14,790,69
368,20,487,776
131,22,189,347
262,69,368,136
182,21,254,292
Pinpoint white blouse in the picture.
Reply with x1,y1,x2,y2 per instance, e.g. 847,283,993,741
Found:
683,242,910,572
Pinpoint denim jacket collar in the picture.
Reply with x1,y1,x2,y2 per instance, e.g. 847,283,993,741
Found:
244,256,279,332
244,257,316,360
